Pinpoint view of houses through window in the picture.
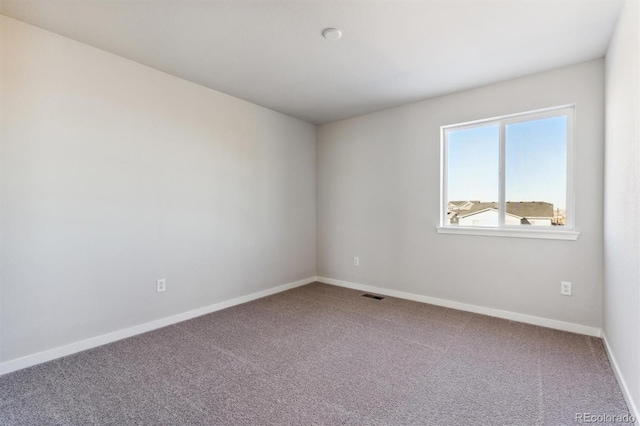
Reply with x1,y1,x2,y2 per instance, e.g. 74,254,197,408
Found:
444,109,570,228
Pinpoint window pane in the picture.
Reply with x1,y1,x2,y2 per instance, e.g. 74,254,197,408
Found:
505,116,567,227
447,124,499,227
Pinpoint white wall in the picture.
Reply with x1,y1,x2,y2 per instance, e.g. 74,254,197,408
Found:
604,0,640,416
317,60,604,329
0,16,316,363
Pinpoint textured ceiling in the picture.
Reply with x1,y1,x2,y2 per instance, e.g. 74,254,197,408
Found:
0,0,623,124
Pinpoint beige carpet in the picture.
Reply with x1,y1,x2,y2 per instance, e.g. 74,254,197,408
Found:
0,282,631,425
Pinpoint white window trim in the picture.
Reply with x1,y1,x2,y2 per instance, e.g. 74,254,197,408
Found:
438,104,579,241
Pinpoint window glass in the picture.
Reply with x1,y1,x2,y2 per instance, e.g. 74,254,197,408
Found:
505,116,567,226
447,125,499,227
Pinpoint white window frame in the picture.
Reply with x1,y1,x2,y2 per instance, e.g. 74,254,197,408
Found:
436,105,579,240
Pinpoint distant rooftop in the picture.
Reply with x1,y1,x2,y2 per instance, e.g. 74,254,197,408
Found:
448,201,554,218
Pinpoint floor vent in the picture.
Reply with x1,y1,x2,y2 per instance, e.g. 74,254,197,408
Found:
362,294,385,300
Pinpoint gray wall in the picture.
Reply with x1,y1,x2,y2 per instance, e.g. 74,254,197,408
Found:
0,16,317,362
604,0,640,414
317,60,604,329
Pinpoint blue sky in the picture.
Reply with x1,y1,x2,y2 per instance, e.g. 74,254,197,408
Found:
447,116,567,210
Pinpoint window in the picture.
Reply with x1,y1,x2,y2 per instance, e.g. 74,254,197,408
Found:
438,105,578,240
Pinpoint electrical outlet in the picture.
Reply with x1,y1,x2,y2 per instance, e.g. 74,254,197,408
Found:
157,278,166,293
560,281,572,296
354,257,360,267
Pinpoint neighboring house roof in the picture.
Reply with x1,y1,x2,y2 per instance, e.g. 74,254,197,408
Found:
449,201,554,219
506,202,554,218
447,201,479,210
456,207,522,220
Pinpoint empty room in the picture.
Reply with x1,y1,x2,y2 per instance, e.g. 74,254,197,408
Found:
0,0,638,424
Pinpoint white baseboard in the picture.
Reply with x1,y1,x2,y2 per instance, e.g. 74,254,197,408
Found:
317,276,602,337
1,275,605,377
0,276,317,376
602,332,639,424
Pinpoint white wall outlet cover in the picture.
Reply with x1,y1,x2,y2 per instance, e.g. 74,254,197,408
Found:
354,257,360,267
561,281,572,296
157,279,167,293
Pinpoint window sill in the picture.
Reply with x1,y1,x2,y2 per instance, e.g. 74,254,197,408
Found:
435,226,579,240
